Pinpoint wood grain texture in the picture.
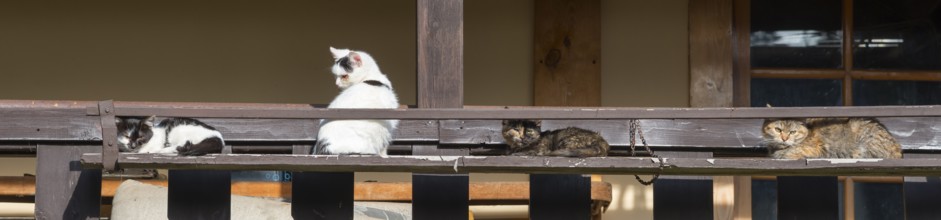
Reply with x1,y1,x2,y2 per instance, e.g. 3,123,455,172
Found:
690,0,734,108
81,153,941,176
439,118,941,150
732,0,751,107
533,0,601,106
35,145,101,220
416,0,463,109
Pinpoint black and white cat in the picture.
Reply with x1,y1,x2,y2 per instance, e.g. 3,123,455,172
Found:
315,47,399,156
116,116,225,156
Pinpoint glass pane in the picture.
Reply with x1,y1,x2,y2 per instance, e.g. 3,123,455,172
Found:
751,78,843,107
751,0,843,68
853,80,941,106
854,182,904,220
854,0,941,70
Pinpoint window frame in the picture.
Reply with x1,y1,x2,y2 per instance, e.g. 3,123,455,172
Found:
732,0,941,107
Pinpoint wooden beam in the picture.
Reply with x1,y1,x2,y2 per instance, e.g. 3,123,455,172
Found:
533,0,601,106
81,154,941,176
690,0,734,108
0,178,613,206
35,145,101,220
731,0,751,107
417,0,463,109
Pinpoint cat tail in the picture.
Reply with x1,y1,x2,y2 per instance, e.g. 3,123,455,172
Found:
176,137,224,156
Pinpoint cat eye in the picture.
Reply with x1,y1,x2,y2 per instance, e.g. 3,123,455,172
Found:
789,131,796,134
774,128,782,132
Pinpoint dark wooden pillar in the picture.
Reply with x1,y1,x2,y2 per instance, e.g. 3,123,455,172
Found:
414,0,467,219
35,145,101,220
653,151,714,220
904,153,941,220
167,170,231,219
776,176,839,220
291,145,355,220
530,174,592,220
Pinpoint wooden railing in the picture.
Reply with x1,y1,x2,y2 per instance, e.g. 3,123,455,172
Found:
3,100,941,219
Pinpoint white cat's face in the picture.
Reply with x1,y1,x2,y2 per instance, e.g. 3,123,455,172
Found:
330,47,374,89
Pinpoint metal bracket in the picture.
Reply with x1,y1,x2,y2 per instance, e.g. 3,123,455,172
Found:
98,100,119,171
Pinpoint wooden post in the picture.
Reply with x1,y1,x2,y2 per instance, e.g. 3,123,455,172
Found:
903,153,941,220
35,145,101,220
415,0,467,219
777,176,839,219
531,1,600,219
291,144,355,220
654,151,714,220
530,174,592,220
167,170,231,219
533,0,601,106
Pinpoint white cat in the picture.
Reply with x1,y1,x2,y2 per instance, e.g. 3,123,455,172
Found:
315,47,399,156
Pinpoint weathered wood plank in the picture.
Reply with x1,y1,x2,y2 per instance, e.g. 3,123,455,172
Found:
439,118,941,150
533,0,601,106
104,105,941,119
903,153,941,220
81,154,941,176
417,0,463,109
690,0,734,108
35,145,101,220
0,108,100,141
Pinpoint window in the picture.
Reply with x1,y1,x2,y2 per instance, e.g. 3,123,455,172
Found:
737,0,941,219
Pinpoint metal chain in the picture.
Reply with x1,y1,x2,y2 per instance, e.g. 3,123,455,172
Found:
629,120,663,186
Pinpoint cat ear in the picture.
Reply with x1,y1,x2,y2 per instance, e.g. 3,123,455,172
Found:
329,47,346,59
349,52,363,66
143,115,156,128
533,120,542,127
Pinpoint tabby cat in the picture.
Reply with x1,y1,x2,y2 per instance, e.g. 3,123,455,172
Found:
501,119,609,157
761,118,902,159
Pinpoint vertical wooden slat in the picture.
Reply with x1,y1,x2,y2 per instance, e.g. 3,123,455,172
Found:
530,174,592,220
844,177,855,220
654,151,714,220
167,170,231,219
35,145,101,220
292,172,354,220
903,153,941,220
533,0,601,106
777,176,839,220
732,0,751,107
417,0,463,109
291,144,354,220
531,1,599,219
689,0,734,108
842,0,854,106
415,0,467,219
